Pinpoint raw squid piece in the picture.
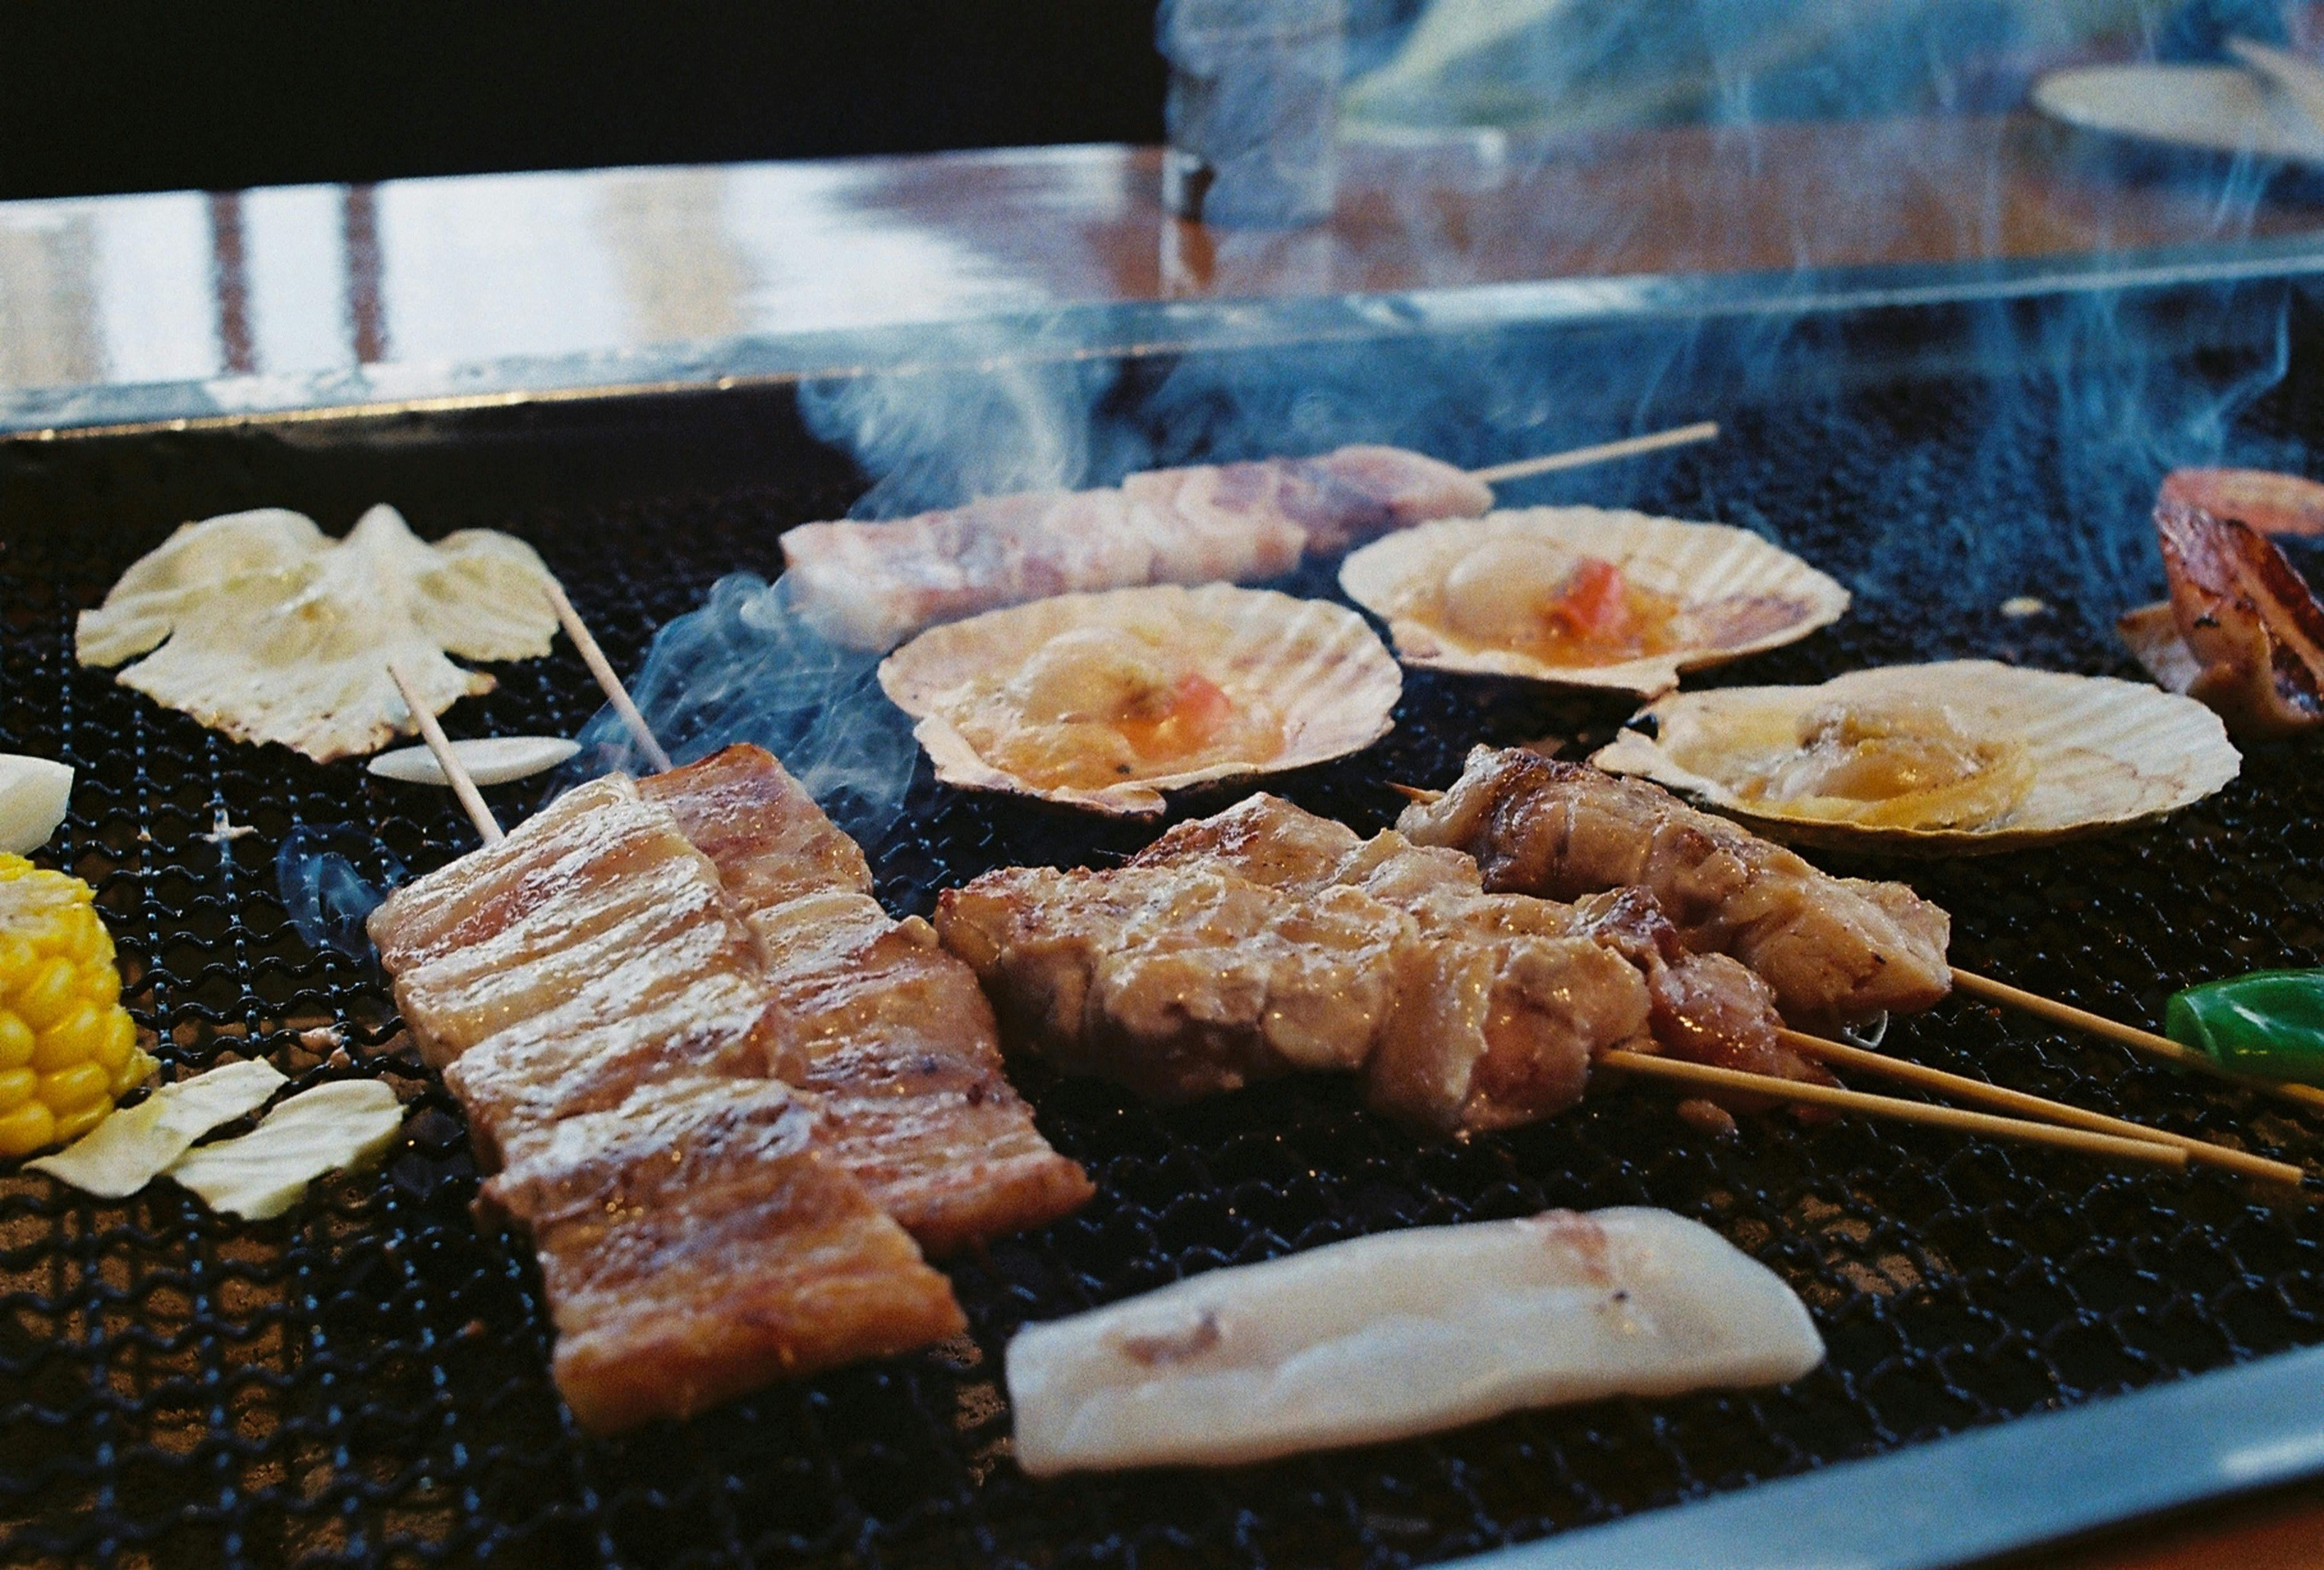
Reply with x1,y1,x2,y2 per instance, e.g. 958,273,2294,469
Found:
1006,1207,1824,1475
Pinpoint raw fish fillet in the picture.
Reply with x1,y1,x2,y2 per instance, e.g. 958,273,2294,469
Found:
1007,1206,1824,1474
643,746,1093,1252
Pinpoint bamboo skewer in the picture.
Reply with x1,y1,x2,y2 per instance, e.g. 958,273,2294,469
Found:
387,663,504,846
1468,422,1721,485
1599,1050,2187,1172
1950,967,2324,1115
543,579,673,773
1777,1029,2304,1186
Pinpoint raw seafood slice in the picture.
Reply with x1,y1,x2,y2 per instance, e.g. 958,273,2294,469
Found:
641,746,1093,1254
479,1076,964,1434
1007,1207,1824,1474
1338,508,1848,695
1591,662,2240,853
2119,500,2324,739
781,446,1493,651
1399,747,1952,1028
77,504,559,762
878,584,1400,817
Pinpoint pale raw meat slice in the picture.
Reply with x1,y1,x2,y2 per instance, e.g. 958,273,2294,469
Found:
1007,1207,1824,1474
778,446,1495,651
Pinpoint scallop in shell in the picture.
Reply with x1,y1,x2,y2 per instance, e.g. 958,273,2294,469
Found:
877,584,1401,816
1338,508,1849,695
1590,661,2240,854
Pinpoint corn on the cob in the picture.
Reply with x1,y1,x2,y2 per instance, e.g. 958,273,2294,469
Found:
0,854,152,1157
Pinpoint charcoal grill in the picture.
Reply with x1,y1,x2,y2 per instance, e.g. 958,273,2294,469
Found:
4,255,2324,1569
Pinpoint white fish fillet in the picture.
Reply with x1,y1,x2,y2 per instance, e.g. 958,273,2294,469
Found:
1006,1207,1823,1475
27,1059,287,1198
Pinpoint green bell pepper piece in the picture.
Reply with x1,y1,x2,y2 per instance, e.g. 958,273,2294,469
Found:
2165,969,2324,1084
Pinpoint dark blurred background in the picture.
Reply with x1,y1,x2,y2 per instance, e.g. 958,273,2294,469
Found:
0,2,1172,200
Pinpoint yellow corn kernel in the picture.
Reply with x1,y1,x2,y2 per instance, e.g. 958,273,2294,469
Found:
93,1011,134,1076
0,853,144,1157
0,1011,31,1071
49,1099,109,1145
0,1100,55,1158
14,957,77,1030
40,1062,110,1115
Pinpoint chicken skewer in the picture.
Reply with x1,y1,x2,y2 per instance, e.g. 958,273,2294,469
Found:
938,792,2279,1175
784,422,1720,650
1397,750,2324,1120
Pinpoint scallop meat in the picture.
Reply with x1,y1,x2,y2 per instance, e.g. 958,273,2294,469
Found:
1591,661,2240,853
877,584,1401,816
1339,508,1849,695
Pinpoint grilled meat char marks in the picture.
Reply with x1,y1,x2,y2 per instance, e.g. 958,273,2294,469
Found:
641,746,1093,1255
1400,747,1951,1030
941,793,1808,1137
369,770,962,1431
479,1077,965,1436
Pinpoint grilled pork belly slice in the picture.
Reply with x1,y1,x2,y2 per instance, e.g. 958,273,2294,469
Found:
479,1076,964,1434
367,775,683,985
372,766,975,1428
779,447,1494,651
1400,747,1951,1028
641,745,1093,1253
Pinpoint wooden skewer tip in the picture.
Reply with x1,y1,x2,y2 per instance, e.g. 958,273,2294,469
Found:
385,662,505,846
1776,1029,2305,1187
1599,1048,2188,1171
1469,420,1722,486
542,578,674,774
1950,967,2324,1117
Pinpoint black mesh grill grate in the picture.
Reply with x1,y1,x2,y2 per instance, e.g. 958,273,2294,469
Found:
4,333,2323,1569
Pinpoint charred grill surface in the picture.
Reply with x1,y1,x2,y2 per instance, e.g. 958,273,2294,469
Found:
4,323,2324,1567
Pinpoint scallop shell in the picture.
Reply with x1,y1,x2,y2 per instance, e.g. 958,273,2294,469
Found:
1591,661,2241,854
1338,508,1849,695
877,584,1401,816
